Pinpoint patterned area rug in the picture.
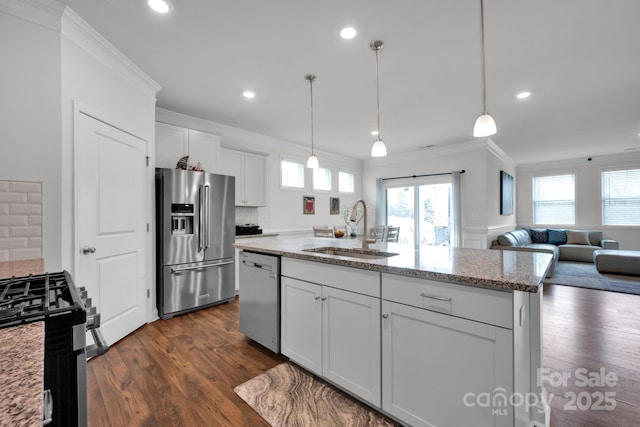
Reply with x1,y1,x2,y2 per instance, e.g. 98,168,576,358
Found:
544,261,640,295
234,362,399,427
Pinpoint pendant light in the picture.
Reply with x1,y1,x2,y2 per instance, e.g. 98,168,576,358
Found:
370,40,387,157
473,0,497,137
305,75,319,169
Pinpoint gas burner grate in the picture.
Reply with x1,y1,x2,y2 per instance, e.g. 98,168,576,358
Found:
0,271,84,327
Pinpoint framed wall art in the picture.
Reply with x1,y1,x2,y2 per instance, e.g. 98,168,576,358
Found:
500,170,514,215
303,196,315,214
330,197,340,215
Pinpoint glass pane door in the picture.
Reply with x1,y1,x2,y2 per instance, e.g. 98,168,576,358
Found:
418,183,452,246
385,180,452,248
386,186,415,246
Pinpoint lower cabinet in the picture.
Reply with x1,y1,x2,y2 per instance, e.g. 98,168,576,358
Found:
381,300,514,427
281,276,381,407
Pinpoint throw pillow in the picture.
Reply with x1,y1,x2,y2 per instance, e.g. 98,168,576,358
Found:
529,228,548,244
547,229,567,245
566,230,591,245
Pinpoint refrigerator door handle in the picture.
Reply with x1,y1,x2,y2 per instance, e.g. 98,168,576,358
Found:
198,185,204,252
204,184,211,249
171,260,234,274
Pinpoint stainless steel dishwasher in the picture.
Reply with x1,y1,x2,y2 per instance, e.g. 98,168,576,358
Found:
239,250,280,353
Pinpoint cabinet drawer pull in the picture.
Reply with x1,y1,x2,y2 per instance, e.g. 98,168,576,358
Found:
420,293,452,302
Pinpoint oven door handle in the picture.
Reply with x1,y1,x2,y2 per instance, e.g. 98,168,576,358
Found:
43,389,53,425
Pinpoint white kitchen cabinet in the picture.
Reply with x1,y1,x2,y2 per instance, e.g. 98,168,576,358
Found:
281,259,381,407
281,276,322,375
322,286,381,406
381,273,514,427
155,122,219,172
219,148,266,206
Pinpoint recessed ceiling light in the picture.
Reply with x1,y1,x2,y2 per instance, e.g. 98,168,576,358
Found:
370,130,379,136
148,0,171,14
243,91,256,99
516,91,532,99
340,26,357,39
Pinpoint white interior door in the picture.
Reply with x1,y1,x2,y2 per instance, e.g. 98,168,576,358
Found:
75,111,147,345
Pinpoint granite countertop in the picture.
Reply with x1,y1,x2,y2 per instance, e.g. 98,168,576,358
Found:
234,237,552,292
0,322,45,427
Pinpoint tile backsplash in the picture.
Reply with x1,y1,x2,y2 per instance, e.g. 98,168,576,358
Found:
235,206,259,225
0,180,42,262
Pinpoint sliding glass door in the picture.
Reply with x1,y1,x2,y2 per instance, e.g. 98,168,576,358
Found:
385,177,453,248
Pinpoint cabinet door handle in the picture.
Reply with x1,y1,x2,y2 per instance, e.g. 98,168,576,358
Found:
314,296,320,300
381,313,389,319
420,293,452,302
321,297,327,301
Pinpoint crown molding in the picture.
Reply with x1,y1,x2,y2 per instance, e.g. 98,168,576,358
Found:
0,0,64,31
363,138,502,168
516,151,640,173
156,107,362,169
61,7,161,100
486,139,516,167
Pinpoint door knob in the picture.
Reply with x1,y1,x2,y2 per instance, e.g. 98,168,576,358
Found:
82,246,96,254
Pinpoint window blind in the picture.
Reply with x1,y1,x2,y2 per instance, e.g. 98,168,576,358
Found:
602,168,640,225
313,167,332,191
281,160,304,188
339,171,355,193
533,174,575,224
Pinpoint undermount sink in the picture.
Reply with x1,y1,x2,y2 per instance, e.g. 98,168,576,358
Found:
302,247,398,260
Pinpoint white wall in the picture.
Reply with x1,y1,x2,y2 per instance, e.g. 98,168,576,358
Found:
0,11,62,270
361,139,515,248
517,152,640,250
155,108,363,235
60,32,157,271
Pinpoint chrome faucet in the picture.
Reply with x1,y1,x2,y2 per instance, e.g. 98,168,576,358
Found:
350,199,376,250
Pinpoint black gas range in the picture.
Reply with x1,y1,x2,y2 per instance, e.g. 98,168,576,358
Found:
236,223,263,236
0,271,108,427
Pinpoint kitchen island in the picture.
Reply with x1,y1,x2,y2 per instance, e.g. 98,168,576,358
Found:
235,238,552,427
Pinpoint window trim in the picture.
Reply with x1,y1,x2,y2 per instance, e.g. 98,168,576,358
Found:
338,168,357,194
601,166,640,227
279,156,306,191
531,171,577,226
312,164,334,193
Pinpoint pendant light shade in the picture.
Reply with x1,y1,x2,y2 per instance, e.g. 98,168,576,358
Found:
473,0,497,137
370,40,387,157
371,138,387,157
306,153,319,169
473,113,497,137
305,74,319,169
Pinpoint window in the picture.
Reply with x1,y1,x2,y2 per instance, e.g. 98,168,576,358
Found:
602,168,640,225
339,171,355,193
281,159,304,189
533,174,575,224
313,167,332,191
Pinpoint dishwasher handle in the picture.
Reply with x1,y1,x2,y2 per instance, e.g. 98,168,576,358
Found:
241,259,273,272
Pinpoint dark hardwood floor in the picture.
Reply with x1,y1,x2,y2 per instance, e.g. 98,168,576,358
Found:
88,285,640,426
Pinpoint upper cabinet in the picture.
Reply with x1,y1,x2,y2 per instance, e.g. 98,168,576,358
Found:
155,122,220,173
219,148,266,206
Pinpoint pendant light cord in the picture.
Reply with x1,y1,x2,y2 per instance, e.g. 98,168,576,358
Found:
374,45,381,138
308,75,315,155
480,0,487,114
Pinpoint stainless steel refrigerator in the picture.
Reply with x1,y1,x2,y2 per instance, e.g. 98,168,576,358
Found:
155,168,235,319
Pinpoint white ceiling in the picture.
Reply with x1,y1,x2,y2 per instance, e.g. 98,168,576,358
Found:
63,0,640,164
